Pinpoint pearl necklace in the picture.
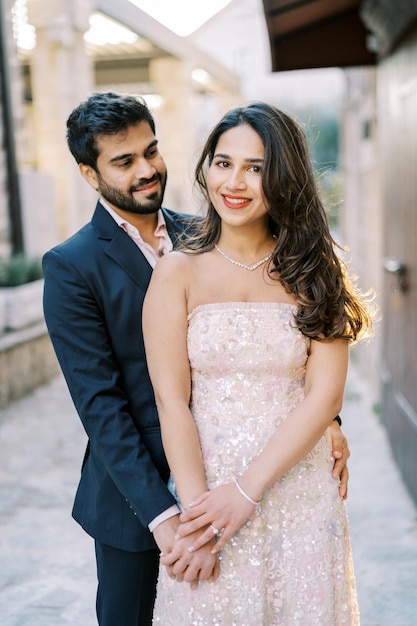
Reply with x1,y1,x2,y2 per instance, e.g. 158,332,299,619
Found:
214,243,275,271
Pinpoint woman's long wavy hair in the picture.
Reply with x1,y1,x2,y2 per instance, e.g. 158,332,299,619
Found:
186,102,374,342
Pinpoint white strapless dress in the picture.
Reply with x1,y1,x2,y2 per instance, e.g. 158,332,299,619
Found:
153,302,359,625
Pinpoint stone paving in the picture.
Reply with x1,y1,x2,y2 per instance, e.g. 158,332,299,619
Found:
0,360,416,625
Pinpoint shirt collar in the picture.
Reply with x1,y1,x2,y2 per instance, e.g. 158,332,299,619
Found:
99,197,168,236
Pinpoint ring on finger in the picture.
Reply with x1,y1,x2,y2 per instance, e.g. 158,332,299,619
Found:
210,524,220,535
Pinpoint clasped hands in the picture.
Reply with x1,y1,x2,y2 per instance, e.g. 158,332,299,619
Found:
159,480,254,588
159,423,349,587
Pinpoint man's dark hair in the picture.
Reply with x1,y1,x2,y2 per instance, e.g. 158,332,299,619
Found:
66,92,156,169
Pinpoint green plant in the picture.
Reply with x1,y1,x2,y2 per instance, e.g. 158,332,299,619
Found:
0,254,43,287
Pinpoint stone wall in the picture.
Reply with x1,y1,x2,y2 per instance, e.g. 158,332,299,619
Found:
0,279,59,408
0,322,59,408
339,67,382,402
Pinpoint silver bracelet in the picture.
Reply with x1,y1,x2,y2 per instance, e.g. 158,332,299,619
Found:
232,477,260,507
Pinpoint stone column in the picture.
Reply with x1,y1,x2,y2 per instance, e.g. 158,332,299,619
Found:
149,57,196,214
27,0,95,240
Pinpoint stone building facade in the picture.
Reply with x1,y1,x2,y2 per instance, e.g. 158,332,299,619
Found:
342,0,417,506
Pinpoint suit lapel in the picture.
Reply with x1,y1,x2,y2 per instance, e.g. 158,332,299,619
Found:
107,228,153,291
91,202,189,292
92,202,152,292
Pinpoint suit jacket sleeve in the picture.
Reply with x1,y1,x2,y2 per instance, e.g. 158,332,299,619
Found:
42,245,177,529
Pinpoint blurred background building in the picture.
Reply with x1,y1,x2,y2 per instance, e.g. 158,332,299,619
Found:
1,0,417,507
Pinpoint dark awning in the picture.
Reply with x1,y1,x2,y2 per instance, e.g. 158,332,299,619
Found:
262,0,377,71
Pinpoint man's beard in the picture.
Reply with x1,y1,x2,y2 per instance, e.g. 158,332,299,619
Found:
96,171,167,215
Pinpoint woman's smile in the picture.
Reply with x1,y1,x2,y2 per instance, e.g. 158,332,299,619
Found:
221,194,252,209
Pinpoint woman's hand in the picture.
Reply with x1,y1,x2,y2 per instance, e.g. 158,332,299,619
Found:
176,482,256,553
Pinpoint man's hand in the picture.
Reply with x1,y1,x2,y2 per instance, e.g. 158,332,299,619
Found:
152,514,180,555
328,420,350,499
152,515,219,587
160,531,220,586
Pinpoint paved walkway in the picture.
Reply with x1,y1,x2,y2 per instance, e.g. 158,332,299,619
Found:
0,359,416,625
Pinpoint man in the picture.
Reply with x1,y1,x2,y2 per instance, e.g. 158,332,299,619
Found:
43,92,349,626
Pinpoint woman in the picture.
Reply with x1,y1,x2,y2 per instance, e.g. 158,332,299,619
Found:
143,103,373,625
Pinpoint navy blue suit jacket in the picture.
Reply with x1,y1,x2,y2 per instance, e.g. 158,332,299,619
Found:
43,201,194,551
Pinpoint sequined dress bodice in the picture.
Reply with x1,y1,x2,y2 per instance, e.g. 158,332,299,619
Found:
153,303,359,626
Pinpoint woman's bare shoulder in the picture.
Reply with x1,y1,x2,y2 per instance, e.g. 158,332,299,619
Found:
151,250,198,280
